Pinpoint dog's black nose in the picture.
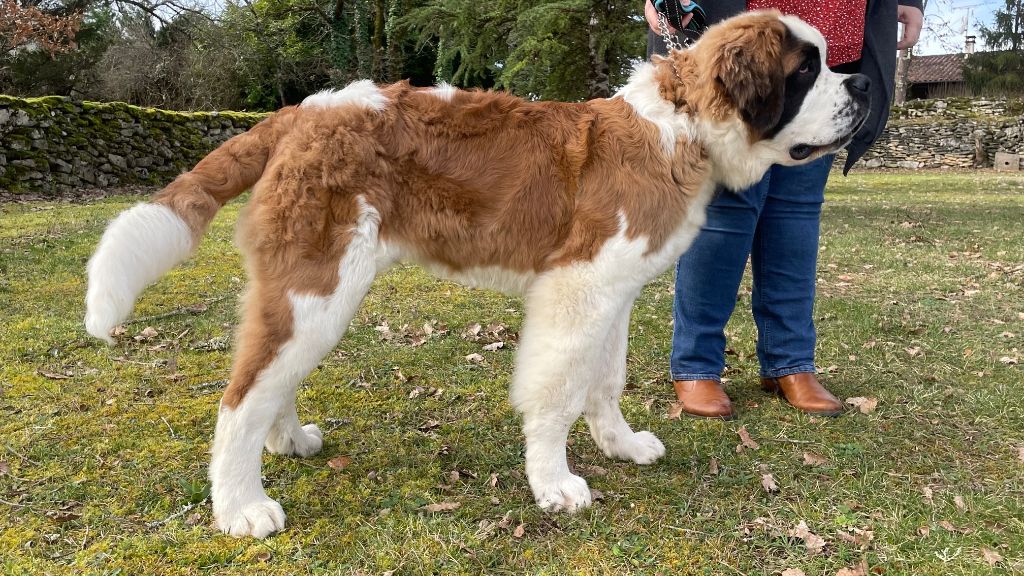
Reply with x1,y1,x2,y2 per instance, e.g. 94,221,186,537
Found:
844,74,871,95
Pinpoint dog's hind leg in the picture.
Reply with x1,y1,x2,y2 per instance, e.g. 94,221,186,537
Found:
583,302,666,465
210,201,383,538
510,270,626,513
264,397,324,457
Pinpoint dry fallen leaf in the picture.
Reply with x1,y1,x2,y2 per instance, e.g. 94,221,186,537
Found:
845,396,878,414
327,455,353,470
45,510,81,523
917,525,931,537
922,486,934,503
781,569,806,576
708,457,719,475
418,420,441,432
461,323,482,340
667,402,684,420
1017,445,1024,463
37,369,72,380
488,473,499,488
803,452,828,466
465,353,485,363
0,461,9,476
905,346,922,357
788,520,826,553
421,501,461,513
954,495,965,510
482,341,504,352
512,523,525,538
496,512,513,529
939,520,957,532
737,426,760,450
837,528,874,548
981,547,1004,566
761,473,779,493
135,326,159,341
255,551,272,562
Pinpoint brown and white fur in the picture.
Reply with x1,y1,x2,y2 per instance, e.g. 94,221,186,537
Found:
85,12,869,537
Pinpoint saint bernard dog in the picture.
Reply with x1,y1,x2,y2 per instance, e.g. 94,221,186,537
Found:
85,11,870,537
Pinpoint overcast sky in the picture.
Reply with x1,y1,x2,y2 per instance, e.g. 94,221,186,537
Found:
916,0,1003,55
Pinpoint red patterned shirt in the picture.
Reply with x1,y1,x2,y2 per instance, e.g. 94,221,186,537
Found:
747,0,868,66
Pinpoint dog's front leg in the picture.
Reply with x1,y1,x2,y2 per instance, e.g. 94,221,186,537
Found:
510,270,622,512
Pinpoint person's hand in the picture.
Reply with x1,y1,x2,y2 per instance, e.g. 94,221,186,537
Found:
897,5,924,49
644,0,693,35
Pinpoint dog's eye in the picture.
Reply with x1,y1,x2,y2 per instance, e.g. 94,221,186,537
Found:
798,60,811,74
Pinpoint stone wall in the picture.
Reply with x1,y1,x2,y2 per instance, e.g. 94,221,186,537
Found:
0,95,267,194
839,98,1024,170
3,95,1024,195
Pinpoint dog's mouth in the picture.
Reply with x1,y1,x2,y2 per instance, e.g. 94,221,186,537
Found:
789,106,870,161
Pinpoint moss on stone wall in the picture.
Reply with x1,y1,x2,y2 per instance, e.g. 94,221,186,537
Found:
4,94,1024,195
0,95,268,195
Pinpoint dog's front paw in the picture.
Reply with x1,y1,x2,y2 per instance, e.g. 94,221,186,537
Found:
533,474,592,513
214,497,286,538
265,423,323,457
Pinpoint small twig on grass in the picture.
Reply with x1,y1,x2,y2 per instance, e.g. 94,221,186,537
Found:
188,380,228,394
160,416,177,439
665,525,713,537
0,498,35,509
126,295,231,326
146,498,207,529
765,437,814,444
5,444,40,466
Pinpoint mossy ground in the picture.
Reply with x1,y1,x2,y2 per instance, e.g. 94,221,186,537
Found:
1,171,1022,575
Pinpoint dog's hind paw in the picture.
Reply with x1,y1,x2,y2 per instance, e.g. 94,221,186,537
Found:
533,474,592,513
265,423,323,457
215,497,286,538
617,430,666,465
595,429,666,464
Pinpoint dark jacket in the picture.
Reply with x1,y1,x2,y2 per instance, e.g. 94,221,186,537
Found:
646,0,925,173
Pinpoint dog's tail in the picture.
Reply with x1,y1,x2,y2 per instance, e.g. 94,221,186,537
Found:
84,109,294,344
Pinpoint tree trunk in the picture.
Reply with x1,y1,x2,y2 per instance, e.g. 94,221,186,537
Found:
586,12,611,98
894,47,911,104
372,0,385,80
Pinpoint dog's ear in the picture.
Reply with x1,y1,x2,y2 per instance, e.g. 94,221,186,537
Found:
711,17,787,135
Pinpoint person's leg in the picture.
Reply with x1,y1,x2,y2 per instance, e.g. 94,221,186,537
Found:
750,155,842,415
670,175,769,417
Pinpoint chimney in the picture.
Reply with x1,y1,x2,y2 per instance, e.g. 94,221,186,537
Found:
965,35,976,55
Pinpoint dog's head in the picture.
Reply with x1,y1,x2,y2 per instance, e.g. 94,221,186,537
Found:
646,11,870,189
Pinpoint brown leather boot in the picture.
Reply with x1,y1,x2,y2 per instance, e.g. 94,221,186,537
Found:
760,372,843,416
673,379,734,419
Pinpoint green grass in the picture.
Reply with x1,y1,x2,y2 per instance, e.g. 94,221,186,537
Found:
1,171,1022,575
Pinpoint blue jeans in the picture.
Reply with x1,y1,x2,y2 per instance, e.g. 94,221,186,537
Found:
670,156,833,382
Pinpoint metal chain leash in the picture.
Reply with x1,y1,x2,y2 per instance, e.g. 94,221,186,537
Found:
656,11,685,52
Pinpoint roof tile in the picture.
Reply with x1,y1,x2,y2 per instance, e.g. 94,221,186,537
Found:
907,54,965,84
